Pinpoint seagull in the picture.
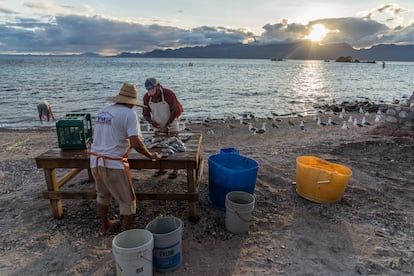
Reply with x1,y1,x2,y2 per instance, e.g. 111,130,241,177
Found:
377,109,383,115
375,115,381,122
181,119,192,131
339,112,344,119
359,107,364,113
248,122,257,133
327,117,338,125
354,118,363,127
300,120,305,130
362,116,371,126
341,121,349,130
348,115,353,123
271,122,279,128
317,117,326,126
255,122,266,134
365,111,370,116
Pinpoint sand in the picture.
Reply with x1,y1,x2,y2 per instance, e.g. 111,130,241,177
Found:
0,111,413,275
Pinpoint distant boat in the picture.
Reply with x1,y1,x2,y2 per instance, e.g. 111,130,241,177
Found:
271,58,285,61
324,59,330,62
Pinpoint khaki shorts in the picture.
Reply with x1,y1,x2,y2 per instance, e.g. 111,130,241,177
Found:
92,167,136,215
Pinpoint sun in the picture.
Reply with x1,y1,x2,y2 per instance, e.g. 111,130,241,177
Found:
306,24,330,42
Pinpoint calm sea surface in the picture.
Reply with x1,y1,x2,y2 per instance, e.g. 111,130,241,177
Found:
0,56,412,129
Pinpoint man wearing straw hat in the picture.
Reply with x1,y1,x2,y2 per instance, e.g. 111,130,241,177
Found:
90,82,161,234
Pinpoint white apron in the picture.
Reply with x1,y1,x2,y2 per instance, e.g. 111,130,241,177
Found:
149,91,179,132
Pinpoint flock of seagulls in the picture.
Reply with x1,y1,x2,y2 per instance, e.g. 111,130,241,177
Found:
178,106,384,136
234,107,384,134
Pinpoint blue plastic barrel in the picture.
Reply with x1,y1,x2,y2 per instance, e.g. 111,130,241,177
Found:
208,154,259,210
220,147,240,155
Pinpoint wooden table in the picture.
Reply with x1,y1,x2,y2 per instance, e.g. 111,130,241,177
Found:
35,132,203,221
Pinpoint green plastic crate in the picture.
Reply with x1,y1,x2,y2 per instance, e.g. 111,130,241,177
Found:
56,113,93,150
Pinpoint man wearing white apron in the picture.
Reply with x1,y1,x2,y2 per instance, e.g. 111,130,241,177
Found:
90,83,161,234
142,78,184,178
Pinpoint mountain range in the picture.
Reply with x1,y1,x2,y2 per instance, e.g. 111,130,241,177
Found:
117,41,414,61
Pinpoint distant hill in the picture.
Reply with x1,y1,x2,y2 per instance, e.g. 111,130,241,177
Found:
117,42,414,61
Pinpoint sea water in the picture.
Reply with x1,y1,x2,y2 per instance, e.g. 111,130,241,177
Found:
0,56,412,129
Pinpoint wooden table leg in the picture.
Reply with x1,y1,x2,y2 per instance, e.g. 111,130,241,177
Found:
43,169,63,218
187,167,199,222
87,168,94,182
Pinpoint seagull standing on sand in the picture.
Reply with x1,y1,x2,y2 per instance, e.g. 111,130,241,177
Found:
255,122,267,134
248,122,257,133
375,115,381,122
327,117,338,125
354,118,363,127
300,120,305,131
317,117,326,126
348,115,353,123
362,116,371,126
341,121,349,130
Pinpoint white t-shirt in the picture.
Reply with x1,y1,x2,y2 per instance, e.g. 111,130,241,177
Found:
90,104,141,169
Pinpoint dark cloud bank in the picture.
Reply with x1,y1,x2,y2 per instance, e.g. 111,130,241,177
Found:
1,12,414,60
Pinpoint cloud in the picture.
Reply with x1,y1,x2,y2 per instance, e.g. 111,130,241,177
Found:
0,14,254,54
0,3,18,14
363,3,409,23
23,2,93,15
0,6,414,55
259,16,414,49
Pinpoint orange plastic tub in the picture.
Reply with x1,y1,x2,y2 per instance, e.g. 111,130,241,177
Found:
296,156,352,203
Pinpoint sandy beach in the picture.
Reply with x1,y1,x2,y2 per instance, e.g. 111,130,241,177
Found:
1,111,413,275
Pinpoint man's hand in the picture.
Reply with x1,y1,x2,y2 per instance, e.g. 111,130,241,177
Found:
152,122,161,129
150,152,162,161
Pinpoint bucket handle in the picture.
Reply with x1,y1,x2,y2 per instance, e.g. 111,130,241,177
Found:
234,210,251,224
316,170,338,184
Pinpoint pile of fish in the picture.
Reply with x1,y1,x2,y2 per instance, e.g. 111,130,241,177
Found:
143,136,187,156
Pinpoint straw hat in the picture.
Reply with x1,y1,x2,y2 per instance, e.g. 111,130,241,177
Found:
106,83,146,108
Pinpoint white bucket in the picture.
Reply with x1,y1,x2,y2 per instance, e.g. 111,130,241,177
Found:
112,229,154,276
225,191,255,234
145,216,183,272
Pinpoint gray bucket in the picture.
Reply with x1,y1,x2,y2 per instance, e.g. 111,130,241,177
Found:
145,216,183,272
225,191,255,234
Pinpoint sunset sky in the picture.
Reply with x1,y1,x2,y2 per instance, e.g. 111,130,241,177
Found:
0,1,413,55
